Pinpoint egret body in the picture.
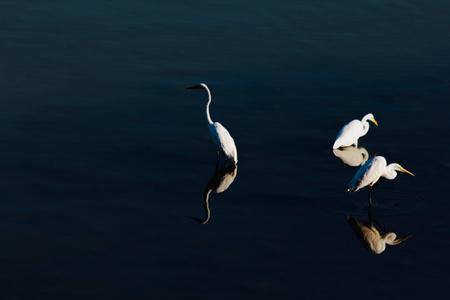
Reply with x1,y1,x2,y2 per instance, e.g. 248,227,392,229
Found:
333,113,378,149
186,83,238,165
347,156,414,204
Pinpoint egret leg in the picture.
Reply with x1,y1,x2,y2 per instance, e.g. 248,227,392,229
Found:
374,218,387,233
215,150,220,169
371,178,385,192
368,186,373,207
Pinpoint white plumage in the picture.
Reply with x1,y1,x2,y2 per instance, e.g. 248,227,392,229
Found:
348,156,414,194
208,122,237,164
186,83,238,165
333,113,378,149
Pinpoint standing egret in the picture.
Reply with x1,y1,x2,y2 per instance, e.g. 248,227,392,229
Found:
347,156,414,205
186,83,238,165
333,113,378,149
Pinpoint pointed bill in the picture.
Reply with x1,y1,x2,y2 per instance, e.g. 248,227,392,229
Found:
399,166,414,176
372,117,378,126
186,85,203,90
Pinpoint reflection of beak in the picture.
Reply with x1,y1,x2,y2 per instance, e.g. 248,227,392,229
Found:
392,234,412,245
372,118,378,126
399,167,414,176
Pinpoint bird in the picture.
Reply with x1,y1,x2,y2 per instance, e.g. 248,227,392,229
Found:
186,83,238,166
347,215,412,254
347,156,414,205
333,113,378,149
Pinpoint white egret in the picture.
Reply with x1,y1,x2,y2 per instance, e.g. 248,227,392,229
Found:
333,113,378,149
347,215,412,254
186,83,238,165
347,156,414,205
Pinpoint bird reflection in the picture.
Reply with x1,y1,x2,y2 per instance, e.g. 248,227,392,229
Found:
188,164,238,224
333,146,369,167
347,207,412,254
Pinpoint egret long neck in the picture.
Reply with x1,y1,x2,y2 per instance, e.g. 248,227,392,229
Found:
205,86,213,124
361,119,371,137
383,164,398,180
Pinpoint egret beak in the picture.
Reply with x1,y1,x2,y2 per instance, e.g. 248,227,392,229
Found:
399,167,414,176
372,118,378,126
186,85,203,90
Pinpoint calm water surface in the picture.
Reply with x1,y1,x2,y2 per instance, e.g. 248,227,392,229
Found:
1,1,449,299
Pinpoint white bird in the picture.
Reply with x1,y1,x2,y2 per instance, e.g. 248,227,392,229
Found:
186,83,238,165
347,215,412,254
347,156,414,205
333,113,378,149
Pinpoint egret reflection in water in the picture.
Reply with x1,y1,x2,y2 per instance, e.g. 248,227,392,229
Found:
333,146,369,167
188,164,238,224
347,207,412,254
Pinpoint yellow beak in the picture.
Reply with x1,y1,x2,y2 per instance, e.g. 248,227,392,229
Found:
399,167,414,176
372,118,378,126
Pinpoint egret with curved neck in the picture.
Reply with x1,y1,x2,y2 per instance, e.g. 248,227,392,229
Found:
348,156,414,205
186,83,238,165
333,113,378,149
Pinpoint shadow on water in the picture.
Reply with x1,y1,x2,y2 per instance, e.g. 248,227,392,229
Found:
187,164,238,224
347,206,412,254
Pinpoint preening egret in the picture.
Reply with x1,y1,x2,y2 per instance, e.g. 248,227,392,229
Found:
187,165,238,224
186,83,238,165
333,113,378,149
347,156,414,205
347,215,412,254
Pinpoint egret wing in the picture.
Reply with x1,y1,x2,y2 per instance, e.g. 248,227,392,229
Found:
333,120,363,149
348,157,384,192
211,122,238,163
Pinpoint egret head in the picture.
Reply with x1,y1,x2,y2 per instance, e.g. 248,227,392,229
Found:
383,163,414,180
364,113,378,126
388,163,414,176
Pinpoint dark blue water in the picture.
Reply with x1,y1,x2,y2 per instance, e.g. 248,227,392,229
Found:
1,1,449,299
